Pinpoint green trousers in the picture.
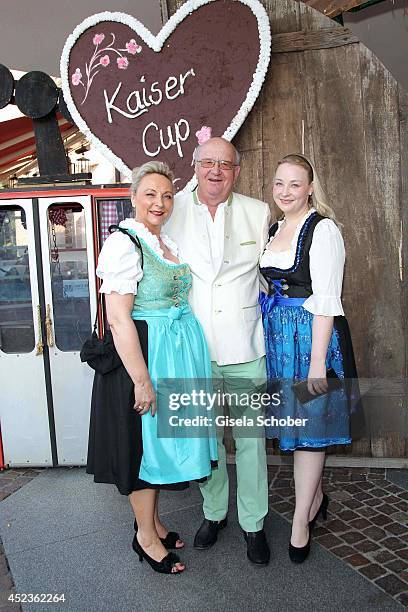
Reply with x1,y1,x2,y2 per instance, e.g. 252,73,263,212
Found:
199,357,269,532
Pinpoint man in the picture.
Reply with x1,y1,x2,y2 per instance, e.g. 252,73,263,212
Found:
165,137,270,565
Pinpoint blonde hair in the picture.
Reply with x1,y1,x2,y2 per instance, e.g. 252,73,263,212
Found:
275,154,338,223
130,161,174,196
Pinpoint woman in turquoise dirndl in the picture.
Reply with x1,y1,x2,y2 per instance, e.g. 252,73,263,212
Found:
86,161,217,575
259,154,360,563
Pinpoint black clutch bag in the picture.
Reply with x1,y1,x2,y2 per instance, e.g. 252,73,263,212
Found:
80,225,148,374
292,368,343,405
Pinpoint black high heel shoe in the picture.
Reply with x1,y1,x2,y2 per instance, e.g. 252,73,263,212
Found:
288,494,329,563
289,529,311,564
133,519,184,549
309,494,329,531
132,534,185,574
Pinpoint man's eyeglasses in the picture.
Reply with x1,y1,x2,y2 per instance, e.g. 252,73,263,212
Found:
196,158,238,171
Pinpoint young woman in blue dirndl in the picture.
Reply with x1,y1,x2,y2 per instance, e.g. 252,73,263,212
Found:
259,154,359,563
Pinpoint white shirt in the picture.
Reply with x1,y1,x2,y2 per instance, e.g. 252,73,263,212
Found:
195,196,227,276
165,190,270,364
260,209,345,316
96,219,180,295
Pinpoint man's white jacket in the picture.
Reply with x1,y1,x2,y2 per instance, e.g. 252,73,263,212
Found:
165,190,270,365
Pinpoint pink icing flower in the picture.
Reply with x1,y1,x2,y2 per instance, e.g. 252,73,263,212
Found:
117,56,129,70
126,39,142,55
93,33,105,46
100,55,110,67
195,126,212,145
71,68,82,86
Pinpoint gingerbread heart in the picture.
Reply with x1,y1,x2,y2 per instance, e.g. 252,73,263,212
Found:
60,0,271,192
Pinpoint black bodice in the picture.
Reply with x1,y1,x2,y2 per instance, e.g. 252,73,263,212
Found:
260,212,326,298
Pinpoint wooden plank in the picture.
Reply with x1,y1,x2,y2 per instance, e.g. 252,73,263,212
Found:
234,93,264,202
262,0,301,34
159,0,169,23
297,0,378,19
357,44,404,458
398,85,408,459
272,27,358,53
358,45,402,378
399,86,408,382
253,1,301,211
260,52,305,209
298,0,340,29
165,0,185,15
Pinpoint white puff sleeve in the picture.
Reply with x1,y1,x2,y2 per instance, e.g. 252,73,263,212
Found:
303,219,345,316
96,231,143,295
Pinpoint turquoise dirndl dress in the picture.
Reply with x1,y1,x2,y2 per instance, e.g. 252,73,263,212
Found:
86,226,217,494
129,230,217,485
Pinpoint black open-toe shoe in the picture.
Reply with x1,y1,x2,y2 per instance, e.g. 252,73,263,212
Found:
132,534,185,574
134,519,184,549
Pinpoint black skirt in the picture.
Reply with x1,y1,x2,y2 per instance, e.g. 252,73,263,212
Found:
334,316,365,440
86,363,192,495
86,321,189,495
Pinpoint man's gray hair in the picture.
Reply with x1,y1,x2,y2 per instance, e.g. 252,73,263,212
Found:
192,143,241,166
130,161,174,195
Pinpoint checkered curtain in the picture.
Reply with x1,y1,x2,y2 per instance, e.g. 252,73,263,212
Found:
100,201,119,245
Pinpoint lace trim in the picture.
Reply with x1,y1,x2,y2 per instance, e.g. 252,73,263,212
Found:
119,218,179,261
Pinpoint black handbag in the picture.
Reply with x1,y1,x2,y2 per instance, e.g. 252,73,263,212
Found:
80,225,145,374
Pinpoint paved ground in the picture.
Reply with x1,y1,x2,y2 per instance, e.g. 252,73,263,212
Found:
0,465,407,612
269,466,408,607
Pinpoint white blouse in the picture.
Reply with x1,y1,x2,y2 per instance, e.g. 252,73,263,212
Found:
260,209,345,316
96,219,180,295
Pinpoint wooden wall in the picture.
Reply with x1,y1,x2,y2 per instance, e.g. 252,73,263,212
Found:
164,0,408,459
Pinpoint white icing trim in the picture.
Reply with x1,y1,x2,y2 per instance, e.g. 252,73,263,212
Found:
119,218,179,260
60,0,271,193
